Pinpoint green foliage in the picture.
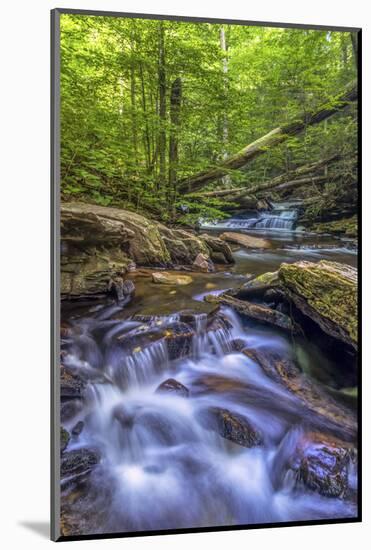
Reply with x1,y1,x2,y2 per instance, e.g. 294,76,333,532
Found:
60,15,357,221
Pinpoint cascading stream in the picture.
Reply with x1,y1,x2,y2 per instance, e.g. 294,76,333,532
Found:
61,299,356,534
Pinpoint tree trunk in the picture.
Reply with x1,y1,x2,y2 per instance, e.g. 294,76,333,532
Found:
178,82,357,194
139,61,151,173
350,32,358,69
190,154,341,198
168,77,182,208
158,21,167,189
219,26,230,186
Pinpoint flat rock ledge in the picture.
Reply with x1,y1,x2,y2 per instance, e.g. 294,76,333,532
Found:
61,202,233,298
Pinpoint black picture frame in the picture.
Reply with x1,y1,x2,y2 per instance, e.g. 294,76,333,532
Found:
51,8,362,542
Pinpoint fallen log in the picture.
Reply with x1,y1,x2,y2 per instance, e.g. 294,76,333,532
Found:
187,154,340,199
178,83,357,194
204,293,295,332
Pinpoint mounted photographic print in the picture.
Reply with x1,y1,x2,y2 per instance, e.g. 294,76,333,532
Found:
51,8,361,541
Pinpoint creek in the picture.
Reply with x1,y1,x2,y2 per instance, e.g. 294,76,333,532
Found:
60,224,357,535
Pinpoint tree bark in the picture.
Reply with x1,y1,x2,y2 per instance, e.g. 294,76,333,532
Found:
178,83,357,194
190,154,340,199
168,78,182,206
158,21,167,189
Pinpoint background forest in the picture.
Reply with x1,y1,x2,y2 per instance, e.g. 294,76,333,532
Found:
60,15,357,225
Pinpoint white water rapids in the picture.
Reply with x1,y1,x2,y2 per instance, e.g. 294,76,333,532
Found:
61,302,356,534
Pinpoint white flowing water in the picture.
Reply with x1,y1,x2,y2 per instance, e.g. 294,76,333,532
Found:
61,300,356,534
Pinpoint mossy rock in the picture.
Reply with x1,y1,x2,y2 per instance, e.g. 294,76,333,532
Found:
311,215,358,238
279,260,357,350
244,270,279,288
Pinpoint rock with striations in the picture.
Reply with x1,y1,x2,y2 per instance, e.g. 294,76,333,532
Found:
278,260,357,350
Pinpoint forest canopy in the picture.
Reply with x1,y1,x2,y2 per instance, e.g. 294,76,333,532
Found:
60,15,357,224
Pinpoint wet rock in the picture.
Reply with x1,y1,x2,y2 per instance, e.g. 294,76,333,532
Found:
61,202,234,297
107,277,135,301
132,301,219,326
61,367,85,398
263,288,287,304
112,404,137,429
199,233,234,264
292,433,354,498
242,347,357,440
205,407,262,448
163,322,194,359
72,421,84,437
155,378,189,397
61,399,84,423
152,272,193,285
205,293,294,332
220,232,272,249
278,260,357,350
192,252,213,273
60,427,70,453
61,448,100,480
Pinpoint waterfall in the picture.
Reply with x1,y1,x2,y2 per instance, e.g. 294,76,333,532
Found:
200,201,300,231
61,301,356,534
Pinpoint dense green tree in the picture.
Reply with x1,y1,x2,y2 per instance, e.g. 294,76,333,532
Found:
60,15,357,224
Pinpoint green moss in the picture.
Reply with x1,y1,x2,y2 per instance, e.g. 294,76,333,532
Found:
311,216,358,238
246,271,279,288
279,260,357,346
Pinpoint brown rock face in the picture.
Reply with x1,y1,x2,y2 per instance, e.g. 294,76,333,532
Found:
61,202,234,298
220,231,272,249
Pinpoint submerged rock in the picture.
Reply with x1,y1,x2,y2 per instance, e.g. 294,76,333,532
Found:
163,322,194,359
152,272,193,285
61,399,84,423
206,407,262,448
220,231,271,249
71,421,84,437
278,260,357,350
155,378,190,397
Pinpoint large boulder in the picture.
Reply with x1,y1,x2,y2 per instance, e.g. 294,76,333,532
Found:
199,233,234,264
310,216,357,238
60,203,233,298
278,260,357,350
157,224,209,265
285,432,355,498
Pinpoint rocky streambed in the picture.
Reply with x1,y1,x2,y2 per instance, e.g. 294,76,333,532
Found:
59,202,358,537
